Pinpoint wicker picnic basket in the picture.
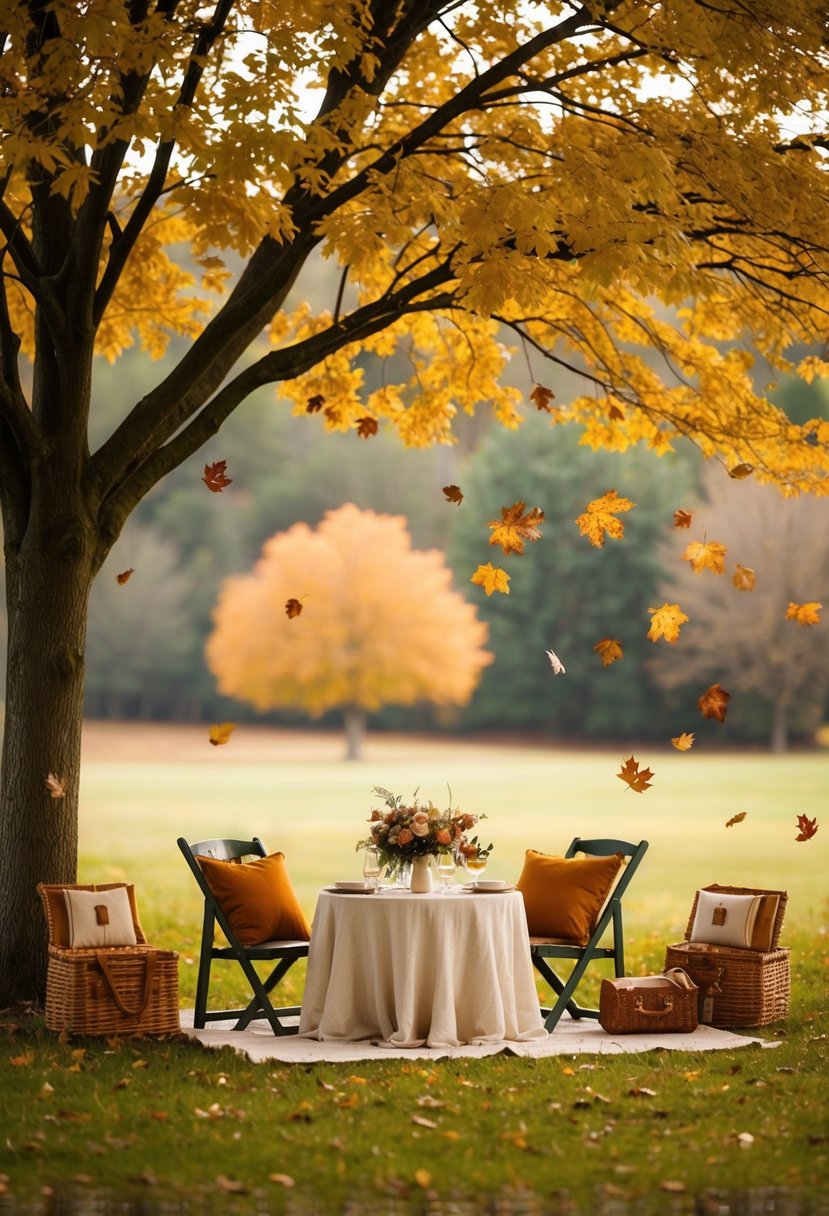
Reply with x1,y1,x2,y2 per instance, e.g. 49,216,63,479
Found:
599,967,699,1034
37,882,180,1036
664,884,789,1028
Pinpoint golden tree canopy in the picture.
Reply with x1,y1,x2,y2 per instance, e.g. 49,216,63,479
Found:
206,505,492,716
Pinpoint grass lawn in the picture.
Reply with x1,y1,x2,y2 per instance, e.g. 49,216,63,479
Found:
1,722,827,1214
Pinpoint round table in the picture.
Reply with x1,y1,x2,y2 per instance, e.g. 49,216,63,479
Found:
298,886,547,1048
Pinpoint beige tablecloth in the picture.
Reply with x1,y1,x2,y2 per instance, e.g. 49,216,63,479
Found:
298,887,547,1048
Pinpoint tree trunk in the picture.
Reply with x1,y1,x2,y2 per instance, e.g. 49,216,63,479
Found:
343,705,366,762
0,538,93,1006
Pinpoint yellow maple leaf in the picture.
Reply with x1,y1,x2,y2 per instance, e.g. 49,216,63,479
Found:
471,563,510,596
208,722,235,746
732,565,756,591
488,502,544,556
671,732,695,751
414,1169,432,1188
575,490,635,548
593,637,623,667
647,602,689,643
682,540,727,575
617,755,654,793
785,601,822,626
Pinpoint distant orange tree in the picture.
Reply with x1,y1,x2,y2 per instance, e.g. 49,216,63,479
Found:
206,504,492,759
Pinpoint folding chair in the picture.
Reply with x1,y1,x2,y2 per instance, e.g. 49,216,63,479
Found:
177,836,309,1036
528,837,649,1032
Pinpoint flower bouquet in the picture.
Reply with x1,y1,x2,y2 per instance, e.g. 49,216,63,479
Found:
357,786,489,878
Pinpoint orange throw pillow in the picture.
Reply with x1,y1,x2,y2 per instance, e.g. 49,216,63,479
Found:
196,852,311,947
516,850,623,945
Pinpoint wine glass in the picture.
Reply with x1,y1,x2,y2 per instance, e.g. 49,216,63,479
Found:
464,851,488,884
436,851,456,893
362,846,381,888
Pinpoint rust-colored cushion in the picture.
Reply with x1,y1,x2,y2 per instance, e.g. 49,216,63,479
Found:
516,850,624,945
196,852,311,947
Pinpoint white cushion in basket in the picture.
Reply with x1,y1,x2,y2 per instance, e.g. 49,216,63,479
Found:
63,887,138,948
690,890,761,949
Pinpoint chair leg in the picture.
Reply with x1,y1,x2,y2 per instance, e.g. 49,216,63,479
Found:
612,907,625,977
532,956,586,1030
233,955,302,1035
193,909,215,1029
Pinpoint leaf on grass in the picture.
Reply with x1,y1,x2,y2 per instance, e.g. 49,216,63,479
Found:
9,1052,34,1066
414,1169,432,1188
202,460,232,492
488,502,544,555
208,722,235,746
471,563,510,596
617,756,654,793
575,491,635,548
116,568,134,585
45,772,67,799
725,812,747,828
546,648,566,675
215,1176,247,1194
728,462,754,480
269,1174,295,1187
529,383,555,411
673,509,693,529
698,683,730,722
671,732,695,751
785,601,822,626
732,565,756,591
442,484,463,504
647,603,689,643
660,1180,686,1192
795,813,818,841
285,598,304,619
593,638,623,667
683,540,727,575
412,1115,439,1129
356,417,378,438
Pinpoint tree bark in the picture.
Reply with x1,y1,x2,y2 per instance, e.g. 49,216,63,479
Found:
343,705,366,762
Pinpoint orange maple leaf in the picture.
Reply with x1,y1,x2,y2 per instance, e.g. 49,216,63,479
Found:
306,394,325,413
683,539,727,575
673,509,693,529
203,460,232,492
593,637,623,667
529,383,555,411
488,502,544,556
471,563,510,596
795,813,818,841
285,598,304,619
617,755,654,793
671,732,695,751
575,491,635,548
116,568,134,585
608,403,625,421
725,811,747,828
356,417,378,439
443,484,463,504
698,683,730,722
45,772,67,799
208,722,235,746
728,462,754,480
785,601,822,625
647,602,689,643
732,565,756,591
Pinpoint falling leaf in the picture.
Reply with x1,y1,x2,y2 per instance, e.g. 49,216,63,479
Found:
673,509,693,529
617,755,654,793
575,490,635,548
529,383,555,411
785,601,822,626
683,540,727,575
593,638,623,667
442,484,463,504
647,603,689,644
285,598,304,619
471,563,510,596
795,813,818,841
698,683,730,722
208,722,235,746
546,648,566,675
725,812,747,828
488,501,544,556
116,568,134,585
728,462,754,479
203,460,232,492
45,772,67,799
671,732,695,751
732,565,756,591
269,1174,295,1188
306,394,325,412
414,1169,432,1189
356,417,378,438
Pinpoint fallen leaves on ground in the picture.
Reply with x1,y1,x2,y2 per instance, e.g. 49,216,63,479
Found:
488,502,544,555
698,684,730,722
647,602,689,643
593,638,623,667
617,756,654,793
575,490,634,547
471,563,510,596
202,460,232,492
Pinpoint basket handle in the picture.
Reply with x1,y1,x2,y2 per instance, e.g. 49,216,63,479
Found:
633,994,675,1016
97,951,158,1017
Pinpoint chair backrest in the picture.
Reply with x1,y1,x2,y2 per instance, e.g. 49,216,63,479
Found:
565,837,649,932
181,837,267,863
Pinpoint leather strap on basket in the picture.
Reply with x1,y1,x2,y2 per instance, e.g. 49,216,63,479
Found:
97,951,158,1017
633,994,675,1016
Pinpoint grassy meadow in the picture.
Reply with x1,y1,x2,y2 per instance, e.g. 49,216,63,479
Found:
1,722,826,1214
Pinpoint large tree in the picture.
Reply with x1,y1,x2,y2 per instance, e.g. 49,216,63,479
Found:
1,2,829,1004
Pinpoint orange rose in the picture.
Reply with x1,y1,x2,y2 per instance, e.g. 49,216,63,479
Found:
436,828,452,846
397,828,414,846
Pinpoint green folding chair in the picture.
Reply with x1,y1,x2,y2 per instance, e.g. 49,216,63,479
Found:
177,836,309,1036
529,837,649,1032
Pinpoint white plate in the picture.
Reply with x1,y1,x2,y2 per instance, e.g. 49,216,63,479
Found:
463,883,515,894
474,880,508,890
333,880,374,892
